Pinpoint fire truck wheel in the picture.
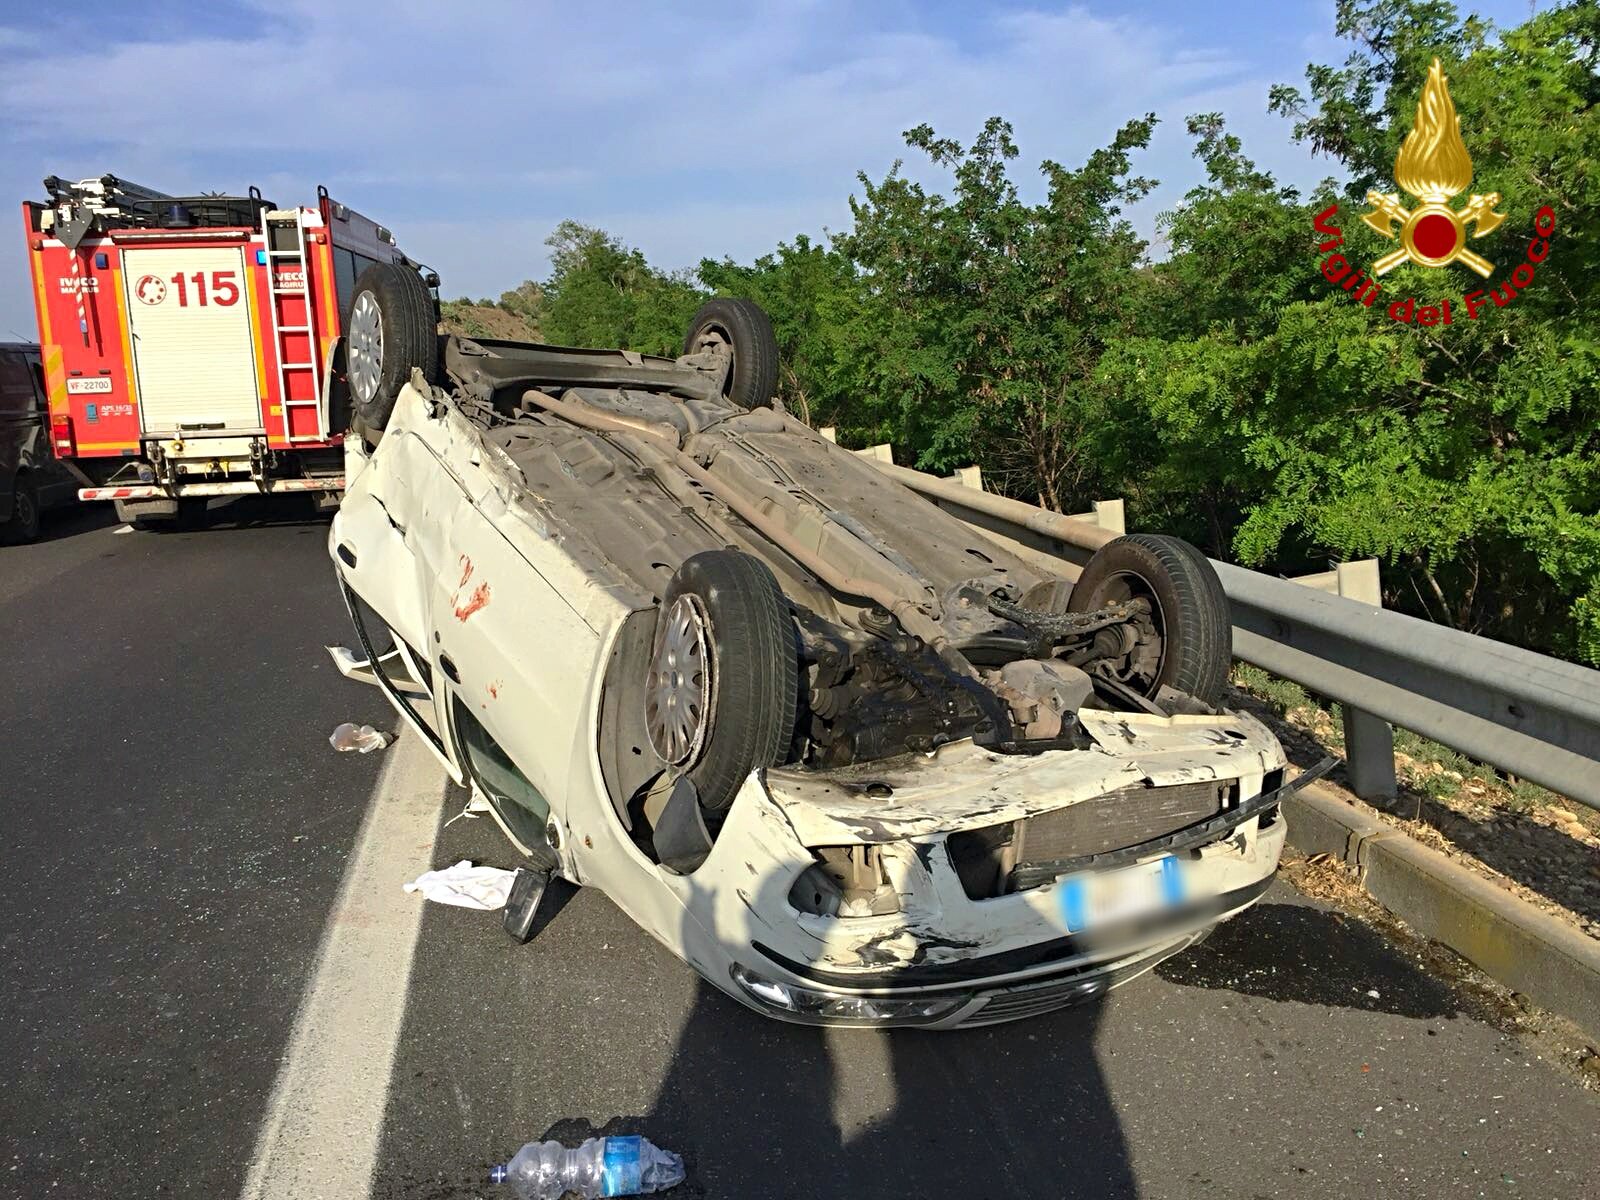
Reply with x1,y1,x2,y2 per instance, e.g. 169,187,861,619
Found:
347,263,438,436
113,497,204,531
3,474,41,543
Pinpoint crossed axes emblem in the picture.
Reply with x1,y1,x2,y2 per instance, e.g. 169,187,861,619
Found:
1361,190,1506,278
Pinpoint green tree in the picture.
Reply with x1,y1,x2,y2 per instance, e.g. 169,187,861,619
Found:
539,220,705,356
1089,0,1600,659
469,0,1600,664
840,115,1157,507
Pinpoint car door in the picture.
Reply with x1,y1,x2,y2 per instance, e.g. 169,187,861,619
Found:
0,349,30,521
331,417,462,769
427,479,602,857
383,394,610,863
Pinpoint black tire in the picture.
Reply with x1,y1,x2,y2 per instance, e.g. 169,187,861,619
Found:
650,550,798,817
1068,533,1231,704
683,298,779,410
114,498,170,531
346,263,437,436
3,474,40,543
116,497,205,532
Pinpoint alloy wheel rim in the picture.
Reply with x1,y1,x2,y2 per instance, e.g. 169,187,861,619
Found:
645,593,713,767
347,292,384,404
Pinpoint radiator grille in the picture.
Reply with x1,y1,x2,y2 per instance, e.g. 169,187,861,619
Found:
966,974,1106,1023
1017,779,1226,865
958,938,1198,1026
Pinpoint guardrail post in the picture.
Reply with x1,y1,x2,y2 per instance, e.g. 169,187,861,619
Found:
1332,560,1401,809
948,466,983,490
1093,499,1125,535
854,443,894,463
819,426,837,443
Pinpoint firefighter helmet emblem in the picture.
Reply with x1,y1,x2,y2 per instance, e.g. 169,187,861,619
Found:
134,274,167,305
1361,58,1506,277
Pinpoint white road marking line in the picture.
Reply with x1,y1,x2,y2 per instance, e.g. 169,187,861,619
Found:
113,525,133,534
240,732,447,1200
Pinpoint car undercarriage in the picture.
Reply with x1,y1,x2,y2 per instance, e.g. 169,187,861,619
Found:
446,333,1227,767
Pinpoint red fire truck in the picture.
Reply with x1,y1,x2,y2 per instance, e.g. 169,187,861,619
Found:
22,174,435,526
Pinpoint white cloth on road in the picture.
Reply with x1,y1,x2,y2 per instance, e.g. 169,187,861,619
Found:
329,722,393,753
403,860,516,910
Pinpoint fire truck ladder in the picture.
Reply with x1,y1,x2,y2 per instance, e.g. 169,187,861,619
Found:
262,208,325,443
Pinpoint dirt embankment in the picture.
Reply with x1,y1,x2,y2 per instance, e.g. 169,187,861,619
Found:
438,302,541,342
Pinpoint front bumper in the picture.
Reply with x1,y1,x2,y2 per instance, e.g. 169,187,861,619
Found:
728,922,1224,1030
661,723,1290,1029
721,836,1280,1029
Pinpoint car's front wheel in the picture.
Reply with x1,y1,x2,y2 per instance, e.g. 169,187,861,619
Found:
1068,533,1231,704
646,550,798,818
2,474,40,543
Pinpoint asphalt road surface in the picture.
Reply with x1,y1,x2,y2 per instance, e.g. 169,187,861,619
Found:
3,500,1598,1200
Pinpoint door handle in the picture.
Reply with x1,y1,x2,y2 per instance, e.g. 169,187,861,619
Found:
439,653,461,684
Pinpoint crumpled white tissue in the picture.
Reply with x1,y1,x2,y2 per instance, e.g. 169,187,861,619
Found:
403,860,516,910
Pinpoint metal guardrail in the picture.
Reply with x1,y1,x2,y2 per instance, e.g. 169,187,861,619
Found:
865,457,1600,812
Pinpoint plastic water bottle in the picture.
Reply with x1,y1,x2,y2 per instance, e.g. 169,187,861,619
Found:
489,1135,684,1199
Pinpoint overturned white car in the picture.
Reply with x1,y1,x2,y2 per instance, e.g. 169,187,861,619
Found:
328,263,1296,1028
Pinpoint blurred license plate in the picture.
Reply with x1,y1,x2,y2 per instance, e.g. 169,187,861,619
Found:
1059,856,1184,933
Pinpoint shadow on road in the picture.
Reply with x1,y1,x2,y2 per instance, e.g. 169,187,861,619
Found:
201,493,334,530
1156,900,1459,1019
24,498,117,543
542,859,1137,1200
545,985,1134,1200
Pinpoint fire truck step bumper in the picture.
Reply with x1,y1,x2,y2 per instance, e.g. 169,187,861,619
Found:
80,478,344,501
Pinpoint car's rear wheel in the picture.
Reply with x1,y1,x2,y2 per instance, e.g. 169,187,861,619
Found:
2,475,40,543
347,263,437,439
683,298,779,410
1068,533,1231,704
647,550,798,818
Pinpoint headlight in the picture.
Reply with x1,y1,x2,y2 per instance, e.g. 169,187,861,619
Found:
729,964,965,1023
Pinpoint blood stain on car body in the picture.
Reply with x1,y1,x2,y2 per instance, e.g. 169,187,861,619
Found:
454,581,491,621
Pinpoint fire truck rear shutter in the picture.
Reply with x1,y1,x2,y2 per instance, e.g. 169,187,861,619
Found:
123,247,261,433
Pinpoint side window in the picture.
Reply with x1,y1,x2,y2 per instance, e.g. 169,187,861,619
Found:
341,585,445,754
0,353,32,417
452,699,553,858
333,247,358,321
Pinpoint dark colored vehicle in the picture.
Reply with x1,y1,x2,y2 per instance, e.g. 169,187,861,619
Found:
0,343,76,542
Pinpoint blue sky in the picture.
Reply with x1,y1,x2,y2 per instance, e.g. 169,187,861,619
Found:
0,0,1547,335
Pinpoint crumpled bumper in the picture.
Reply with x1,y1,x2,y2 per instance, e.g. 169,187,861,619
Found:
660,710,1290,1028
